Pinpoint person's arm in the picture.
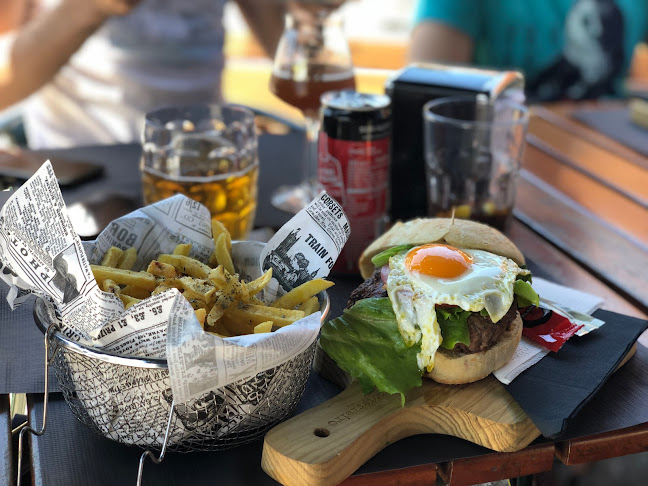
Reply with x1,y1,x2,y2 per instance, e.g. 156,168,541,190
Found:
0,1,28,34
408,20,474,64
0,0,142,110
407,0,477,64
234,0,287,58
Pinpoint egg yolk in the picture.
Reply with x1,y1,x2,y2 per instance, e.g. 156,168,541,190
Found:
405,244,473,278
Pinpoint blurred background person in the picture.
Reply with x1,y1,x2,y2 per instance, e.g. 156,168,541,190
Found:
408,0,648,101
0,0,287,149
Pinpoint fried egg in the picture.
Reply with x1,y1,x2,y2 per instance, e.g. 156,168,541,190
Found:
385,244,528,372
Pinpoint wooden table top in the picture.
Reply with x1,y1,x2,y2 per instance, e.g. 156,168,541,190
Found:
5,100,648,485
516,101,648,323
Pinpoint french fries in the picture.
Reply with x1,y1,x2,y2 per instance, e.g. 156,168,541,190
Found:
254,321,273,334
158,254,211,279
194,308,207,327
172,243,192,256
119,294,141,309
121,285,151,299
214,233,235,275
271,279,334,310
90,223,331,338
101,247,123,267
225,303,306,328
117,247,137,270
99,278,120,295
208,220,230,268
245,268,272,296
147,260,178,279
296,296,319,316
90,265,157,291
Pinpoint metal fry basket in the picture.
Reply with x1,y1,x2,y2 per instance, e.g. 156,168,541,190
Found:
30,293,329,453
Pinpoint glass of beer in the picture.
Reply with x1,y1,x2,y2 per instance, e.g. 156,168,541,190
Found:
269,0,355,213
140,105,258,240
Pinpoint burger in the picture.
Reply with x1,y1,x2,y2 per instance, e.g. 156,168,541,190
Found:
320,218,539,399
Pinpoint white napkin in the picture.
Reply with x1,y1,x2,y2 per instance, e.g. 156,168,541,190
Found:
493,277,605,385
531,278,604,315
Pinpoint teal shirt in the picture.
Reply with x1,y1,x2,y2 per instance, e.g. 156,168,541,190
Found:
413,0,648,100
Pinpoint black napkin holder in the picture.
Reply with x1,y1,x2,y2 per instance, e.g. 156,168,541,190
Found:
384,63,524,221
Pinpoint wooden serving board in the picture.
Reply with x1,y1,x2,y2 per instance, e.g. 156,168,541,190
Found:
261,376,540,486
262,343,639,486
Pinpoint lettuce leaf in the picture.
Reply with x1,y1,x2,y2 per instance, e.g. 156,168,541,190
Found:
320,298,422,402
436,307,471,350
514,279,540,308
370,244,413,268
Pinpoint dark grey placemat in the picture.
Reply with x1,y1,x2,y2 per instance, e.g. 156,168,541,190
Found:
0,282,55,394
572,107,648,167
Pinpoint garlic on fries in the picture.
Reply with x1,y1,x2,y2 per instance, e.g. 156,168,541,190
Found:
90,221,330,337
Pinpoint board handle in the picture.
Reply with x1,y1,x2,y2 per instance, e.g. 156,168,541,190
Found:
262,382,403,486
262,377,541,486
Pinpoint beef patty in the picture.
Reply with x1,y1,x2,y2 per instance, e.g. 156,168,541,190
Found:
347,269,387,307
347,268,516,355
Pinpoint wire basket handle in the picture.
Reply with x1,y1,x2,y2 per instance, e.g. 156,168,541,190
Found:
136,399,176,486
17,323,58,486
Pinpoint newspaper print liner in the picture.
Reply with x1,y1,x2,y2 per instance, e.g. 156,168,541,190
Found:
33,227,334,448
1,161,348,449
34,296,325,449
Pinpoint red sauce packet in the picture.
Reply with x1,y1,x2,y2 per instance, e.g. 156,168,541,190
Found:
521,307,584,352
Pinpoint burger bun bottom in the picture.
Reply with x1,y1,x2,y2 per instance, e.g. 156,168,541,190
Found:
426,312,523,385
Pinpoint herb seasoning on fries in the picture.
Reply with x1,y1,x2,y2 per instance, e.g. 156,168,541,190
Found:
91,220,332,337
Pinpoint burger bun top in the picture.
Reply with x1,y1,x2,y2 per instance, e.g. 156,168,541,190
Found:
358,218,525,279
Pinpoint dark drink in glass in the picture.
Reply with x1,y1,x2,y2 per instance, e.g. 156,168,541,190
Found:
423,96,529,234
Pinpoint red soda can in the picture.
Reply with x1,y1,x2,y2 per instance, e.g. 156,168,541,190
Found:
318,90,392,274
